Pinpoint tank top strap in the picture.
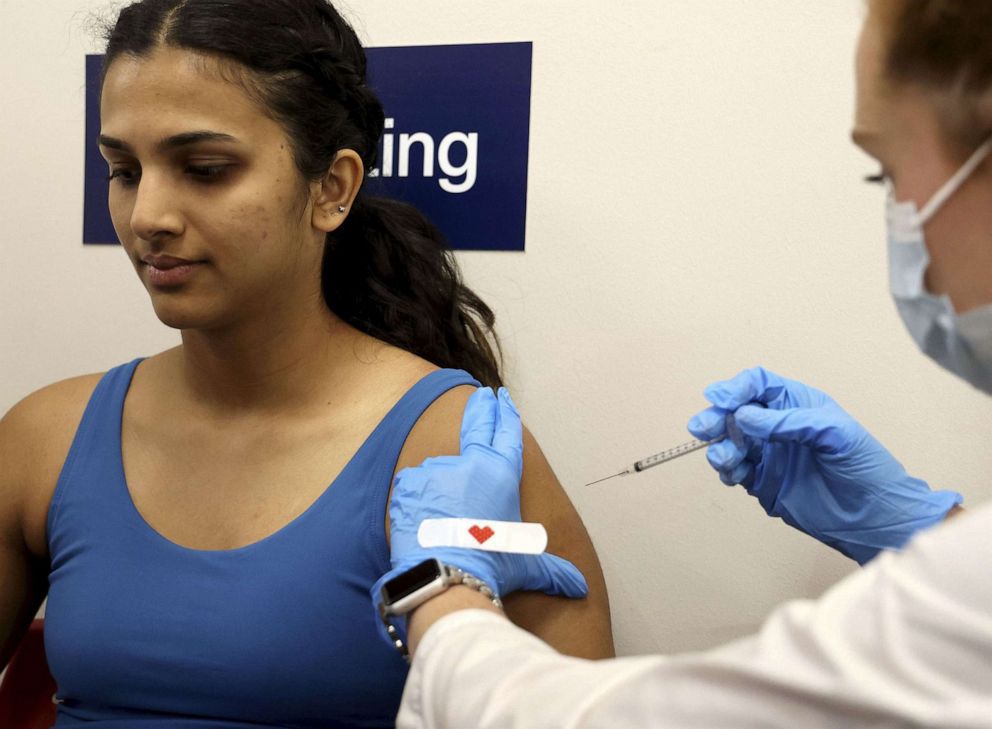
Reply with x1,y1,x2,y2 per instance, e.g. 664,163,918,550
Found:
350,368,481,568
47,358,143,543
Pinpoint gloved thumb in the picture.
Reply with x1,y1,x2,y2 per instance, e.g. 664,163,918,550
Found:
525,553,589,599
491,388,524,479
460,387,498,451
733,404,851,453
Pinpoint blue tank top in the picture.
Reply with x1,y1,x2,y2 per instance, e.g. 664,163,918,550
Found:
45,359,479,728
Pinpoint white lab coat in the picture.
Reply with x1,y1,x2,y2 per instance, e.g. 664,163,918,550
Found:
398,502,992,728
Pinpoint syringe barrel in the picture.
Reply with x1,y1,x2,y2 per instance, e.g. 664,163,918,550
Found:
632,438,712,472
622,409,753,478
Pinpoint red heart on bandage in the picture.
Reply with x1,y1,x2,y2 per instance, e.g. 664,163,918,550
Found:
468,525,495,544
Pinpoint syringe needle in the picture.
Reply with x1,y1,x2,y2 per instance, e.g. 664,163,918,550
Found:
585,471,626,487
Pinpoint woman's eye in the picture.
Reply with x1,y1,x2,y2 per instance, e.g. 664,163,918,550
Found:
186,164,232,182
107,168,140,186
864,169,888,185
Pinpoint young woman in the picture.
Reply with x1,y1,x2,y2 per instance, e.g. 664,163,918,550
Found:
0,0,613,724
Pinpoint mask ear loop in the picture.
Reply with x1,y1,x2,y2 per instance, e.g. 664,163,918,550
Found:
917,136,992,225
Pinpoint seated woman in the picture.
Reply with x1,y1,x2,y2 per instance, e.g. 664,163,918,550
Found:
0,0,613,725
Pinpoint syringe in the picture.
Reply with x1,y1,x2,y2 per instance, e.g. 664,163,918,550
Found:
585,414,745,487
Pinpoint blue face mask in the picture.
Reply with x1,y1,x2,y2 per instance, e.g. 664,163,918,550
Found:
886,138,992,395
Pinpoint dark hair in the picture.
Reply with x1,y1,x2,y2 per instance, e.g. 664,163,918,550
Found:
102,0,503,387
880,0,992,143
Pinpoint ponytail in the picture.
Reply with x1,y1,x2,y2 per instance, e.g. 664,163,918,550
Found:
324,196,503,388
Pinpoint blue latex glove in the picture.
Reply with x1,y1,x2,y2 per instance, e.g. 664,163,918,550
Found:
687,366,963,565
371,387,587,642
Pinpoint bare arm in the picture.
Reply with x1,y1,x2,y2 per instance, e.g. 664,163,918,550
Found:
0,522,48,668
392,385,614,660
0,375,101,668
500,427,613,658
0,401,51,666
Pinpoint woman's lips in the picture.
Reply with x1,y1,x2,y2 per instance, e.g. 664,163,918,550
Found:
141,255,204,288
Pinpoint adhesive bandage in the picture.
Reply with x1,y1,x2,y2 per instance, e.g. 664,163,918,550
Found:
417,518,548,554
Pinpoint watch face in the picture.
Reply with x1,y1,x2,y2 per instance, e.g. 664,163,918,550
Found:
382,559,443,604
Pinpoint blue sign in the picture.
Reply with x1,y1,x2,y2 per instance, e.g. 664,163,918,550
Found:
84,42,532,251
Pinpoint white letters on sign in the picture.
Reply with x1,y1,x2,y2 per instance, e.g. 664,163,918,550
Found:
371,118,479,194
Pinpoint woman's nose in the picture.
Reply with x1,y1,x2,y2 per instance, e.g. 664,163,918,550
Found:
129,172,184,241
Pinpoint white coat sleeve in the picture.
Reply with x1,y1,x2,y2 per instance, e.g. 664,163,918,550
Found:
397,502,992,729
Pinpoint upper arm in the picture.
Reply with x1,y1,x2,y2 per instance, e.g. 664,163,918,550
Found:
503,427,614,658
0,374,101,667
393,385,615,660
0,397,51,666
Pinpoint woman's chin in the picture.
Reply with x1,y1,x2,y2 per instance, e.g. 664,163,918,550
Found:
149,300,226,332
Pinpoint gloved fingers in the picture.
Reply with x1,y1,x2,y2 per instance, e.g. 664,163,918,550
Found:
703,366,787,411
389,458,465,530
416,455,461,470
725,411,766,464
733,404,854,453
490,388,524,478
687,405,727,440
716,466,737,486
531,553,589,599
725,413,748,450
703,438,755,486
728,460,754,486
706,438,746,471
392,456,459,492
693,409,762,479
460,387,498,451
369,570,408,648
713,458,754,487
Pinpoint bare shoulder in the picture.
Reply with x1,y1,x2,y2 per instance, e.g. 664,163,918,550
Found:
0,373,105,557
394,383,478,471
2,373,105,467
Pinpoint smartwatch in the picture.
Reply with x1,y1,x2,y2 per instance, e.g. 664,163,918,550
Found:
376,558,502,660
380,558,456,616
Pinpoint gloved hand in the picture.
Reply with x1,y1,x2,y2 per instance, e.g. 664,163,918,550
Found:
371,387,587,637
687,366,962,565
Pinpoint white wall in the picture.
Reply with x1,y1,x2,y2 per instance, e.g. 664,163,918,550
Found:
3,0,991,657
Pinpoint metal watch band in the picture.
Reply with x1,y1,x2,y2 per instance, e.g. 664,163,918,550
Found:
379,565,503,662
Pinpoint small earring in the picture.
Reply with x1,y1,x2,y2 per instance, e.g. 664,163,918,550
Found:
337,205,347,214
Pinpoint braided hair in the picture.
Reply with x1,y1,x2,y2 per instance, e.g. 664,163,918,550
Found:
102,0,503,388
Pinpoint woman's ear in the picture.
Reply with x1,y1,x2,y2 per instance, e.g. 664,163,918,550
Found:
311,149,365,233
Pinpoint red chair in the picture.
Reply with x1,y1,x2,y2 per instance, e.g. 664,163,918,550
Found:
0,619,58,728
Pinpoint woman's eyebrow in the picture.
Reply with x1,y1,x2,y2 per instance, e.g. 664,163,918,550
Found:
98,130,241,152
